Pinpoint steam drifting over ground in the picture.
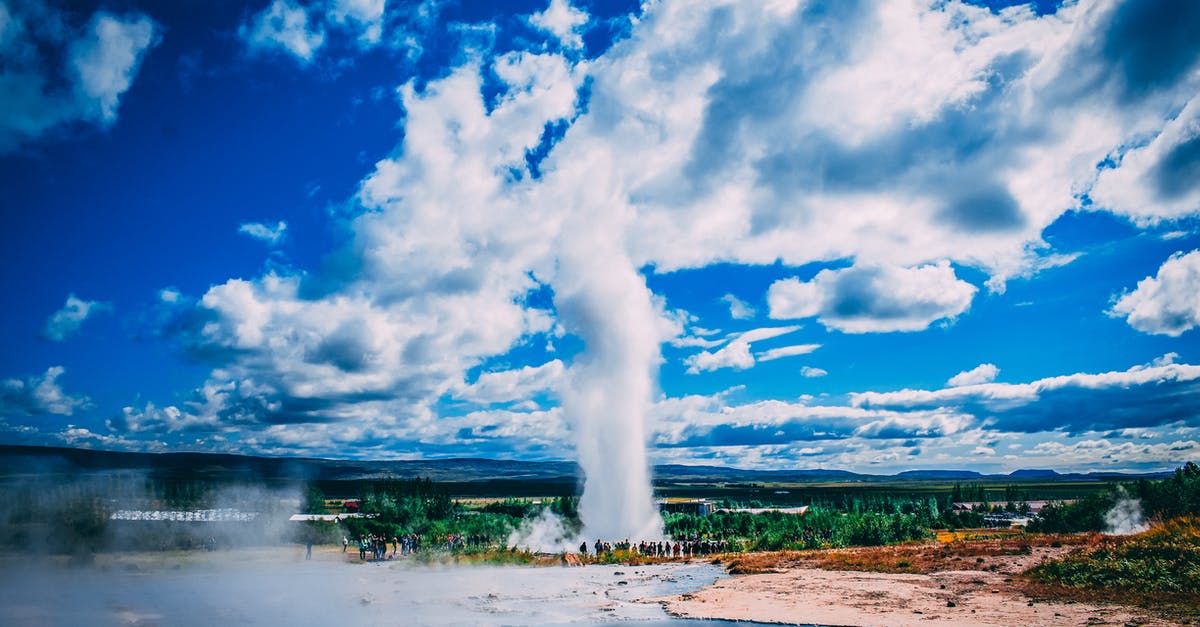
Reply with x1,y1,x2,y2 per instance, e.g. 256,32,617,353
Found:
1104,491,1150,536
0,550,727,626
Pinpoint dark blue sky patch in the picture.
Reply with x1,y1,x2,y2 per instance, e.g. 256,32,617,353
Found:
525,117,572,178
962,0,1063,16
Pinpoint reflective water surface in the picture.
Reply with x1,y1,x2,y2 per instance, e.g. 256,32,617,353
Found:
0,551,792,626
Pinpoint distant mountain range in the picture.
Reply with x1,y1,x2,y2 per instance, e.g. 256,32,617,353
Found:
0,444,1173,484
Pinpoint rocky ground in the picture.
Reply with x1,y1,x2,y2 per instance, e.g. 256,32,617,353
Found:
656,538,1197,627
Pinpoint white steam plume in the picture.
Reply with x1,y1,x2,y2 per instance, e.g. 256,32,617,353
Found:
1104,489,1149,536
506,508,575,552
552,202,664,543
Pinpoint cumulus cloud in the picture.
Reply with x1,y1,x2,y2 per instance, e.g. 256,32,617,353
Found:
1109,250,1200,336
651,394,970,449
1,366,91,417
238,220,288,246
0,2,157,152
853,359,1200,435
69,12,158,123
1029,438,1200,468
240,0,326,63
75,0,1200,466
800,366,828,378
43,294,110,341
684,326,801,373
1091,99,1200,223
529,0,588,50
645,356,1200,470
454,360,564,405
767,262,977,333
125,50,580,439
948,363,1000,387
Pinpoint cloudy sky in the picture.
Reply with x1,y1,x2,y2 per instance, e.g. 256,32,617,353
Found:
2,0,1199,474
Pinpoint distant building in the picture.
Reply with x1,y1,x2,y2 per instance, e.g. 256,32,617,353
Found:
983,514,1032,528
952,500,1070,515
719,506,809,516
658,499,716,516
657,499,816,517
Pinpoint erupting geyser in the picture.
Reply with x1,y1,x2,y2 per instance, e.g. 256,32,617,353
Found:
553,216,664,543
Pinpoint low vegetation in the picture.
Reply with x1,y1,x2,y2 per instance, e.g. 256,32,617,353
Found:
1026,515,1200,596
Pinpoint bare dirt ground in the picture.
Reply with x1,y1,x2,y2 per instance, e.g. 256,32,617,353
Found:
655,538,1198,627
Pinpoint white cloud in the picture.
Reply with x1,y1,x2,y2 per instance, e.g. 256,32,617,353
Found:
1089,75,1200,224
158,287,182,303
670,333,724,349
240,0,326,63
1152,352,1180,367
684,325,800,373
81,0,1200,466
721,293,755,320
800,366,828,378
644,356,1200,471
1109,250,1200,336
947,363,999,387
125,51,581,438
44,294,110,341
756,343,821,363
853,359,1200,435
0,3,157,152
454,360,564,404
69,12,157,123
529,0,588,49
326,0,386,45
767,261,977,333
1,366,90,416
238,220,288,246
1029,438,1200,467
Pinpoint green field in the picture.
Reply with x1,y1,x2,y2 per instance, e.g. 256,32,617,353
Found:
652,480,1112,507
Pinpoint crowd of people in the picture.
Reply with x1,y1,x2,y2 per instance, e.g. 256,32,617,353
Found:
349,534,423,560
340,532,730,562
582,537,732,558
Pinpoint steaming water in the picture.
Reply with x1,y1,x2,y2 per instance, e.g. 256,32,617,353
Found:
0,550,759,626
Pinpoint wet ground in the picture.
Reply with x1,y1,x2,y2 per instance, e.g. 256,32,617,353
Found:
0,548,788,626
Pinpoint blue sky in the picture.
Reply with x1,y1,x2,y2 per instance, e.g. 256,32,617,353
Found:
1,0,1199,473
